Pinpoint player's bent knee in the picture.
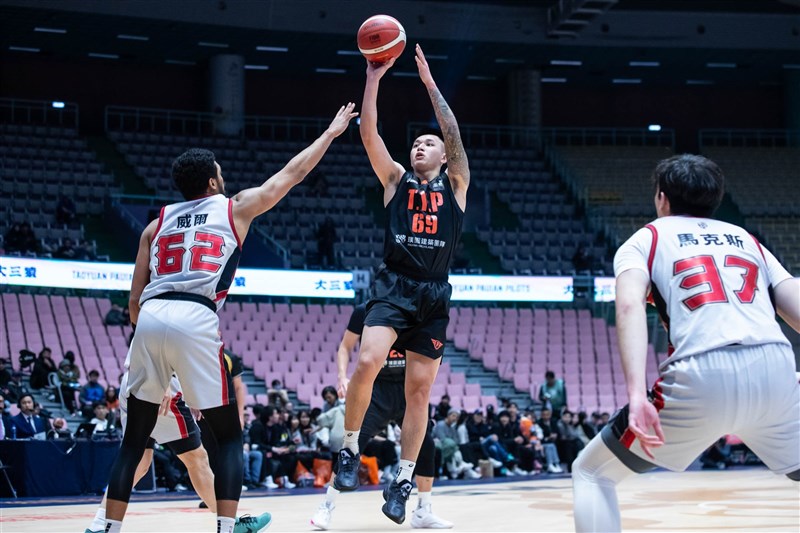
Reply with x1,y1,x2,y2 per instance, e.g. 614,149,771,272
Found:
180,446,209,469
355,351,385,375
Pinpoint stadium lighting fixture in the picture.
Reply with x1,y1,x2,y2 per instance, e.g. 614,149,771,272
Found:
51,101,65,109
336,50,361,56
165,59,196,65
550,60,582,66
8,46,40,52
315,68,346,74
256,46,289,52
198,41,229,48
117,34,149,41
629,61,660,67
244,64,269,70
88,52,119,59
612,78,641,84
706,62,736,68
34,26,66,34
541,77,567,83
648,124,662,132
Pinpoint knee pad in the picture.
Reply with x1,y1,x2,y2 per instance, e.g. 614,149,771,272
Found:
414,430,436,478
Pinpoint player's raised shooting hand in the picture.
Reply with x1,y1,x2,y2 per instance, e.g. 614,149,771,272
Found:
326,102,359,137
628,396,665,459
415,44,435,89
366,56,396,80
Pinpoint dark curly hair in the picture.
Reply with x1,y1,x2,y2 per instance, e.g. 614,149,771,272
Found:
652,154,724,218
172,148,217,200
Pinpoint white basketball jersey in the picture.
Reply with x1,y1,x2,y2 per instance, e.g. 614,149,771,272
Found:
615,216,792,367
140,194,241,311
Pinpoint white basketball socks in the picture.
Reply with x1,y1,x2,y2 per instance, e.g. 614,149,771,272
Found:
396,459,416,483
325,484,340,504
103,519,122,533
89,508,105,531
343,430,360,454
217,516,236,533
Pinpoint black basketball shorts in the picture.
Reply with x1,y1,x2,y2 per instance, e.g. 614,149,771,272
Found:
364,266,451,359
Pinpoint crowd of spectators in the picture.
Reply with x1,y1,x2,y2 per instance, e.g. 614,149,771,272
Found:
0,352,769,494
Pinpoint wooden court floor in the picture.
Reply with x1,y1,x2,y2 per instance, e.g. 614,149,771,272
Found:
1,469,797,532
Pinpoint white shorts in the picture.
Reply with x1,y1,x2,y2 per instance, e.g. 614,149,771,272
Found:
602,343,800,475
120,372,200,447
125,298,233,410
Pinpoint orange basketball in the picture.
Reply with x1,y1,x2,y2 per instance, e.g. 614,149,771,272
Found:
357,15,406,64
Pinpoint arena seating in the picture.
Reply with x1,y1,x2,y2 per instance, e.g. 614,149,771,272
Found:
1,293,130,388
108,130,383,269
449,307,662,414
701,146,800,273
2,290,660,414
0,123,119,257
554,145,674,246
471,146,611,275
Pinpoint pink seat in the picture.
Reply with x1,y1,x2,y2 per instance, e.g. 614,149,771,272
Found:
446,383,464,397
464,383,481,396
480,395,498,410
462,396,480,412
448,373,465,385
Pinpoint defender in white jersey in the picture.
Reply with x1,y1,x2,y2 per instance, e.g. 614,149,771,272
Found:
571,154,800,532
103,103,358,533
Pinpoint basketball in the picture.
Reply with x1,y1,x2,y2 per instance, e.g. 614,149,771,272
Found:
357,14,406,64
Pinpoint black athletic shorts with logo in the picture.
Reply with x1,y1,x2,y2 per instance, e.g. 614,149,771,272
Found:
364,265,451,360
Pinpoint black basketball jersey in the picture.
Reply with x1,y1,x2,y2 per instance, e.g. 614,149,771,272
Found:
383,171,464,279
347,304,405,382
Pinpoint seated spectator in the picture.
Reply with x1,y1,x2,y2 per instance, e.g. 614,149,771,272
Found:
320,386,341,413
267,379,290,408
574,411,596,445
242,412,263,489
104,304,127,326
56,195,77,226
537,407,563,473
105,385,121,425
597,412,611,431
55,238,78,260
700,437,732,470
315,396,346,455
434,394,452,421
538,370,567,413
48,417,72,440
57,353,81,414
0,394,11,439
555,409,584,473
3,371,30,404
90,402,112,435
493,410,528,475
0,359,12,389
74,240,96,261
19,222,39,254
463,410,489,465
283,401,295,423
433,408,477,479
152,443,188,492
572,245,592,272
362,424,400,484
9,394,47,438
80,370,106,418
30,348,57,390
264,406,297,489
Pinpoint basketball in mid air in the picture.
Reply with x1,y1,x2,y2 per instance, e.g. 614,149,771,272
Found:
357,15,406,64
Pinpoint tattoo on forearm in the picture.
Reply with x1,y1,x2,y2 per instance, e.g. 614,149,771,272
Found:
428,86,468,180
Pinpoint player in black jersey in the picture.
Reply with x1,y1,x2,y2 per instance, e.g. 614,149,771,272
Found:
311,304,458,530
334,44,470,525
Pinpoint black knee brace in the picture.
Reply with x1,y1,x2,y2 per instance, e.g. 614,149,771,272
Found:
200,403,243,501
107,395,160,502
413,423,436,478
